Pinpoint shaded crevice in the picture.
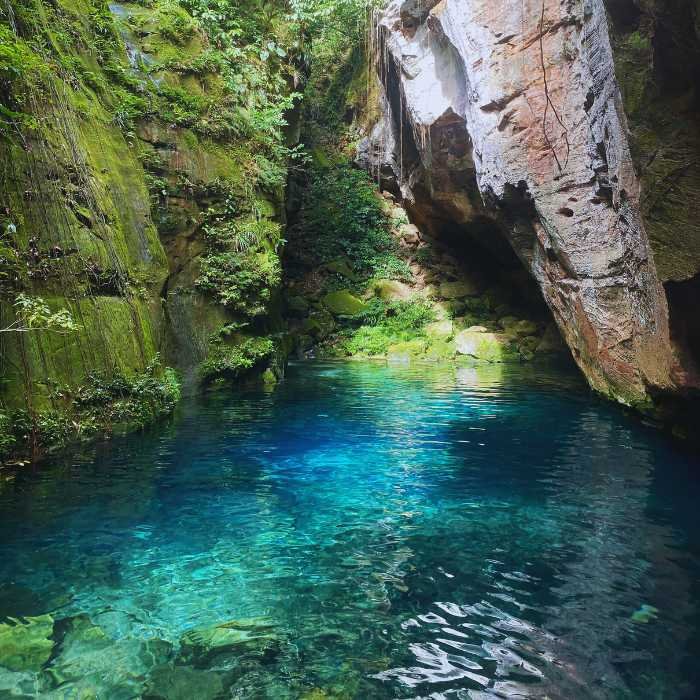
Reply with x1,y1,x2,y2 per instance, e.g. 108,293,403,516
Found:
665,274,700,382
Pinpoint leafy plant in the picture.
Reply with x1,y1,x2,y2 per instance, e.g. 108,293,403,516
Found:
289,159,405,281
342,299,435,356
0,357,180,461
199,336,275,381
196,248,281,316
1,294,79,334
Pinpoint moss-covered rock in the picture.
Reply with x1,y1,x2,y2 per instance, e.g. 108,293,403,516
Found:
322,290,368,317
324,258,359,281
370,279,413,301
287,296,311,315
0,614,54,672
302,310,336,339
439,280,479,299
455,330,507,363
425,320,454,340
499,317,537,338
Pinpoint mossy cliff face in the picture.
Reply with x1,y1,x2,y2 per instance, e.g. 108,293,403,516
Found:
606,0,700,397
359,0,700,428
0,0,299,458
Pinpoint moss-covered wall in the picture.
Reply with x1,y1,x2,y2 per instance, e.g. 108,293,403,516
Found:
607,0,700,284
0,0,299,457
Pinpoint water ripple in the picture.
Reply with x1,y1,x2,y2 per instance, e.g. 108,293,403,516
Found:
0,361,698,698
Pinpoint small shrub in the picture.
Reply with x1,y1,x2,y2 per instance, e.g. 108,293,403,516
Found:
196,249,281,316
342,299,435,356
199,336,275,381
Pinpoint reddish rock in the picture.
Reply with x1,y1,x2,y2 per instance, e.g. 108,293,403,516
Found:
361,0,698,407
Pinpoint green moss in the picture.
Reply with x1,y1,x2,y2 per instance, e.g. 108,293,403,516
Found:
387,338,429,357
0,358,180,462
454,330,511,363
199,336,275,382
0,614,55,672
0,0,299,457
322,290,368,317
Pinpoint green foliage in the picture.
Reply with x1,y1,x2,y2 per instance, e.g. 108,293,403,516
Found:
0,357,180,461
196,248,281,316
0,24,47,133
290,160,407,281
0,412,17,461
289,0,380,57
199,336,275,381
204,217,282,253
153,0,198,45
1,295,79,334
341,299,435,356
74,366,180,428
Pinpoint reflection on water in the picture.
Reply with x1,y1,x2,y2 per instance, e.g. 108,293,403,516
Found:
0,360,699,699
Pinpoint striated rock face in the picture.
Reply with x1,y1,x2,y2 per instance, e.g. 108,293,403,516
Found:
362,0,700,408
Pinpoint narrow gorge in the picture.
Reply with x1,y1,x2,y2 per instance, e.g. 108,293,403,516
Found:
2,0,699,459
1,1,700,698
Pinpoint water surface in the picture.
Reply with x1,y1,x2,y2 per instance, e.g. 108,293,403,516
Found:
1,360,699,699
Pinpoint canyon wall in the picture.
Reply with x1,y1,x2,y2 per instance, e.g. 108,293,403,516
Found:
0,0,296,457
361,0,700,414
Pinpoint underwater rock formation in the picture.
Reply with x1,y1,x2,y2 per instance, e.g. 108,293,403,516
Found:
362,0,700,411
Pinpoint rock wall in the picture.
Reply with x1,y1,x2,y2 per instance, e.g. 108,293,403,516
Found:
0,0,296,455
362,0,700,411
606,0,700,395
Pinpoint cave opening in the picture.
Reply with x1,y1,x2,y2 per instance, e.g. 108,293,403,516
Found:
422,214,556,328
665,274,700,380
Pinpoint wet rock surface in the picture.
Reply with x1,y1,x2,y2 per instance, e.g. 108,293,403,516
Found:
361,0,700,412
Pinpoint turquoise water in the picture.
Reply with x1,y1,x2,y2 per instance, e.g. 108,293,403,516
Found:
1,360,699,699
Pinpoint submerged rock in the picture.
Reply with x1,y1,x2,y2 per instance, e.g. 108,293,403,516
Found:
41,614,172,695
178,618,280,668
144,664,225,700
630,604,659,624
0,614,54,673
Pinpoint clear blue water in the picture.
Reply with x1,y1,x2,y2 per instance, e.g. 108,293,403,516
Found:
1,360,699,699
